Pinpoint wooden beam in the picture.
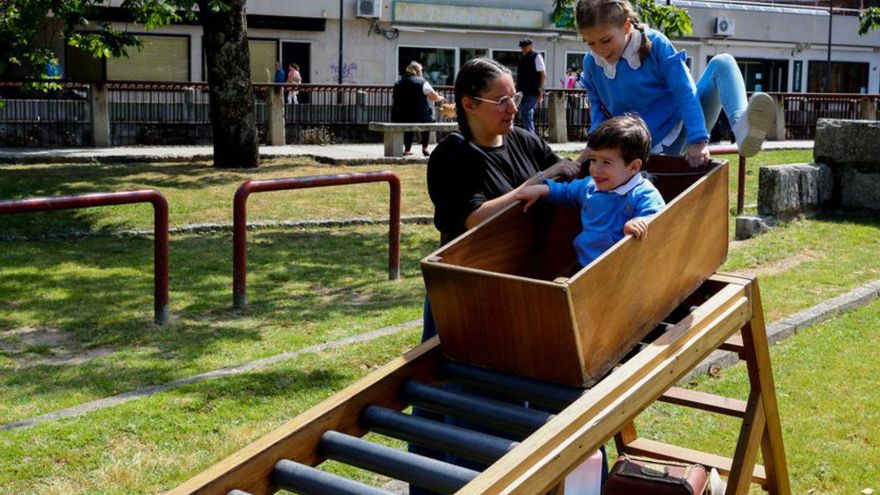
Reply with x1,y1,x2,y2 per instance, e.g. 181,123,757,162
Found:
658,387,747,418
726,392,767,495
719,333,745,355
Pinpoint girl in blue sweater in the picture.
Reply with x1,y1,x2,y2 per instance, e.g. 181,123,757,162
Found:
573,0,775,168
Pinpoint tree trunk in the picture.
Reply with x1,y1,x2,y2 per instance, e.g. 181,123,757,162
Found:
199,0,260,168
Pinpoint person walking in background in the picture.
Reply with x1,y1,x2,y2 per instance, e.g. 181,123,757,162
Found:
516,38,546,134
273,62,286,84
286,63,302,104
391,61,446,156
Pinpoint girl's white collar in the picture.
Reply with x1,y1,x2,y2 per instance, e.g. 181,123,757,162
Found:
592,28,643,79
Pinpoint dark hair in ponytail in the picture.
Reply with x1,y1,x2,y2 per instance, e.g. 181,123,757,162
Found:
454,58,511,139
575,0,652,62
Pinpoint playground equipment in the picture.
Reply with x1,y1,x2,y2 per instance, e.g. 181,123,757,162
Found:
173,157,789,495
0,190,170,325
232,172,401,309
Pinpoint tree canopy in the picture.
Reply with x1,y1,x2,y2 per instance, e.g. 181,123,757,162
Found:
860,7,880,35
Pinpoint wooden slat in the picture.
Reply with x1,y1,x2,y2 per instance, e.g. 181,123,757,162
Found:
169,338,443,495
620,438,767,486
720,333,745,354
658,387,747,418
457,283,751,494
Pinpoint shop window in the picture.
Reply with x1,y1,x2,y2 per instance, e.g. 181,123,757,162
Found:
107,35,189,81
398,47,455,86
807,61,869,93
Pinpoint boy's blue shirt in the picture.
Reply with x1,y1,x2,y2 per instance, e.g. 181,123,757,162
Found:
579,28,709,145
546,173,665,267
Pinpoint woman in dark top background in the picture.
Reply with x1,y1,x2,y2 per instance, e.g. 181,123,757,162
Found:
392,61,446,156
410,58,583,495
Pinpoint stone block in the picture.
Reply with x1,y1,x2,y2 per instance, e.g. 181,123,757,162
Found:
757,163,833,218
814,119,880,170
735,215,776,240
841,167,880,210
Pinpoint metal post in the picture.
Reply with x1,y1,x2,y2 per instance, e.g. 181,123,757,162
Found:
825,1,833,93
338,0,344,85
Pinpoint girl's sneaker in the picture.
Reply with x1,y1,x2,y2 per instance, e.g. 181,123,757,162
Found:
733,92,775,157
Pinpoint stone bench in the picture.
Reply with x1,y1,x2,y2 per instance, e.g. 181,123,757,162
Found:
369,122,459,157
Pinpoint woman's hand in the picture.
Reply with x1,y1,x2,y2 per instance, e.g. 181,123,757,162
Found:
545,159,582,181
623,218,649,239
685,142,711,168
515,185,550,212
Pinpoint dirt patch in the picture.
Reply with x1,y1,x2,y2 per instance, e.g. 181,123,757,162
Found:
734,249,823,278
0,327,115,367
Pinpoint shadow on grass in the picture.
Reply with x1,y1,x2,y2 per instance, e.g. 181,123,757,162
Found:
0,226,434,405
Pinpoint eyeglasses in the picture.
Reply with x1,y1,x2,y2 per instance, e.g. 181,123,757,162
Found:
471,92,523,109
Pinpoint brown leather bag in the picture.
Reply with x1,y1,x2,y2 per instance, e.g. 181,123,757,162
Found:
603,455,708,495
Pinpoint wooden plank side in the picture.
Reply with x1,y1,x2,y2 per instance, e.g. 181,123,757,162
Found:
726,391,767,495
457,283,751,495
168,338,443,495
621,438,767,484
658,387,748,418
422,265,585,386
569,162,730,381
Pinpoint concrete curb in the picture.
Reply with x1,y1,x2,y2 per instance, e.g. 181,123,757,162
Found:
0,215,434,242
683,279,880,381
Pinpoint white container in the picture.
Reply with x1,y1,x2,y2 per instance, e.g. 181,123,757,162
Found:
563,450,603,495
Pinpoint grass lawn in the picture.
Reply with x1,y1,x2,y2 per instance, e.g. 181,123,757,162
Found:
1,149,878,494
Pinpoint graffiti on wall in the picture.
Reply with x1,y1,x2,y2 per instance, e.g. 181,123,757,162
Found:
327,62,359,84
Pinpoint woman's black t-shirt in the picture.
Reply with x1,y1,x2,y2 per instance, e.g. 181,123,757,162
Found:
427,126,560,241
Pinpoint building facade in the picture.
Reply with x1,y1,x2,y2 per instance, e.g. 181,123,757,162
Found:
59,0,880,93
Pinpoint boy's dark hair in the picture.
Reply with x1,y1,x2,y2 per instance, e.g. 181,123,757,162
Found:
587,115,652,165
575,0,652,62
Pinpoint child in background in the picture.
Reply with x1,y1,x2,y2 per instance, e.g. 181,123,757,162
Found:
572,0,775,168
516,115,665,268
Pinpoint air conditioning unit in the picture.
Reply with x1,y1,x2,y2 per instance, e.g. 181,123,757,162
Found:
356,0,381,18
714,17,735,36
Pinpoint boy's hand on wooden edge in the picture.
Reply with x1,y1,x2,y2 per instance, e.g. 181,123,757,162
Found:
624,218,649,239
515,185,548,212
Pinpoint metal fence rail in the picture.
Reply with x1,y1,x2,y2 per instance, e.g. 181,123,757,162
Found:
0,190,170,325
2,80,878,146
232,171,402,309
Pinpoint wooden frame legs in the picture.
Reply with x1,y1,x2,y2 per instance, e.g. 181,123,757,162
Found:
614,279,790,495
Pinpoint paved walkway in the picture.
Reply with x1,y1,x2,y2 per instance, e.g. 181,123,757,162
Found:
0,140,814,165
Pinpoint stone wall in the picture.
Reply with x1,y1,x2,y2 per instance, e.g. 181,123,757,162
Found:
813,119,880,211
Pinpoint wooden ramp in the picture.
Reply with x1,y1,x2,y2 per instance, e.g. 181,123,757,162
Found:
169,273,790,495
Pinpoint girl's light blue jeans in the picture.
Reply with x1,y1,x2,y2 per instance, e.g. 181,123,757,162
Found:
662,53,748,155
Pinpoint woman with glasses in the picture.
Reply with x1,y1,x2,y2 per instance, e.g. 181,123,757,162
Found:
412,59,589,495
427,57,580,246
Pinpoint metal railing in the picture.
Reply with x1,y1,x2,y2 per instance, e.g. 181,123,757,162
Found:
0,190,170,325
232,172,401,309
2,80,879,146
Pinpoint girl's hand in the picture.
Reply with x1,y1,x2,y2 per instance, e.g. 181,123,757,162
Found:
624,218,649,239
685,142,711,168
515,185,549,212
546,159,581,180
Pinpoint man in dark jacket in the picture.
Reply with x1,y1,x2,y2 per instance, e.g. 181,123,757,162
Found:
516,38,546,134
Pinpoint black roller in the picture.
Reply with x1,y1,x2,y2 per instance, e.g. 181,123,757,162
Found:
362,405,518,465
439,361,585,411
272,459,392,495
403,380,553,435
318,430,478,495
